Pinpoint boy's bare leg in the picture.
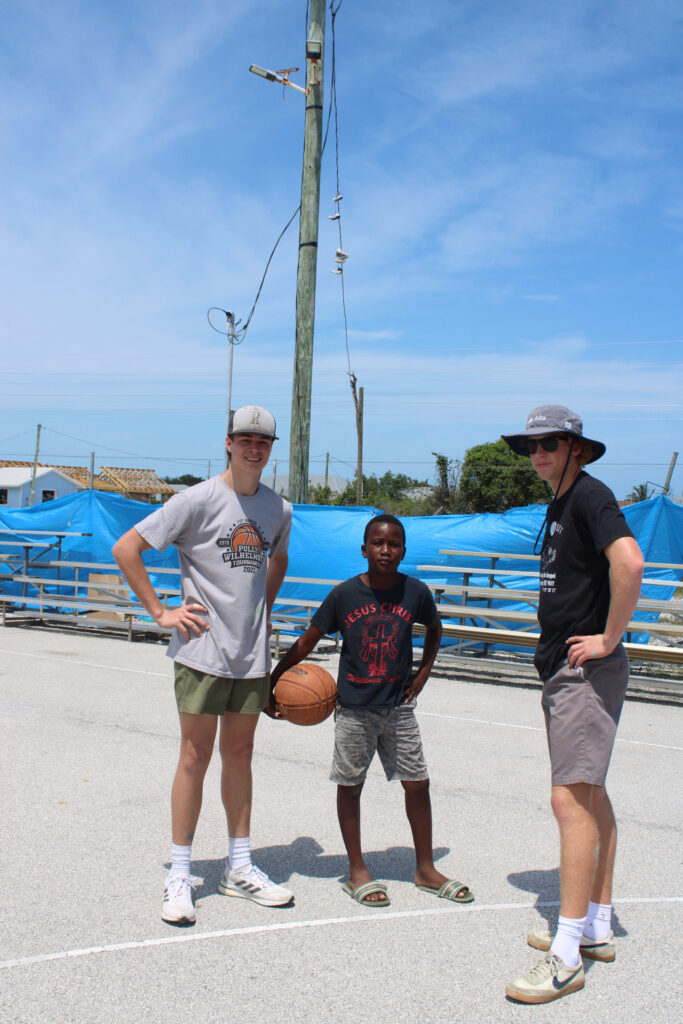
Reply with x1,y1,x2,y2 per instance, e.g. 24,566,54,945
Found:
551,782,598,918
402,779,449,888
218,711,260,837
337,783,385,901
589,786,617,905
171,713,218,845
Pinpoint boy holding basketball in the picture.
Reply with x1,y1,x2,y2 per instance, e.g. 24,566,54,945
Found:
269,513,474,908
113,405,294,926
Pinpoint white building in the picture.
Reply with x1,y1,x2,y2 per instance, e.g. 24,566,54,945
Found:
268,473,349,499
0,467,84,508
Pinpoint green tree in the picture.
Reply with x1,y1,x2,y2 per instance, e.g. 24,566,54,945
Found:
334,470,432,514
308,483,333,505
458,439,549,513
627,482,652,503
430,452,461,514
163,473,204,486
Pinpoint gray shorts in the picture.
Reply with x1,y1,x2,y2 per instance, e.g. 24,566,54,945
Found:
330,704,429,785
541,646,629,787
174,662,270,716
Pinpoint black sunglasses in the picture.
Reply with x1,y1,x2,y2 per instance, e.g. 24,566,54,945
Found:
521,435,569,455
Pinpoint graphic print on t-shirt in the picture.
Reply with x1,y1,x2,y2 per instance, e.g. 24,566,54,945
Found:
216,518,270,574
357,614,400,680
539,519,562,594
312,574,436,707
342,600,414,685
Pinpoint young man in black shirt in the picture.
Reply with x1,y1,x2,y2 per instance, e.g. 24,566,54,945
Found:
501,405,644,1004
269,514,473,908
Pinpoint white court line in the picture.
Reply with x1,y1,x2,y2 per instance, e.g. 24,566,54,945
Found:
1,648,680,749
2,646,680,749
1,896,680,972
0,648,169,677
418,711,683,752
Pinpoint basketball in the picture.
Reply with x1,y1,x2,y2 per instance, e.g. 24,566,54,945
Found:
274,663,337,726
232,523,261,549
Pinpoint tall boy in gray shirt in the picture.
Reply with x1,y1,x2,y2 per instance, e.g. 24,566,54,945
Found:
113,406,293,925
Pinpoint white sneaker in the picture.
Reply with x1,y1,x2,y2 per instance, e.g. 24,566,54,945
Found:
528,927,616,962
217,864,293,906
505,953,584,1004
162,873,196,925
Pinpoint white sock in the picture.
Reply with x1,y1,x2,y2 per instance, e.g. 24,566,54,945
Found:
550,915,587,968
584,901,612,941
169,843,191,878
228,835,252,874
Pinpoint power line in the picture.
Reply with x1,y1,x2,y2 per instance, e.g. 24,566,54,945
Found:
1,448,674,470
0,428,36,445
328,0,352,380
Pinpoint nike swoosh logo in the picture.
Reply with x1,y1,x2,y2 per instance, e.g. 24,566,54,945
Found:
552,972,579,990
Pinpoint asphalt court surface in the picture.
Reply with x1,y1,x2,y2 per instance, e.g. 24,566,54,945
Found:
1,626,681,1024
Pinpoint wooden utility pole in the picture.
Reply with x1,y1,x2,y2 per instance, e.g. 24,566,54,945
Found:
324,451,329,490
663,451,678,495
355,386,364,505
29,423,42,506
90,452,95,490
225,311,236,471
288,0,325,504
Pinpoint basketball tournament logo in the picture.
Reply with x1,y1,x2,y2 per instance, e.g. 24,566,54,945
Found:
216,519,269,574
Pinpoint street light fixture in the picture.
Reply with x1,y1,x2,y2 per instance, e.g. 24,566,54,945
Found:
248,64,307,95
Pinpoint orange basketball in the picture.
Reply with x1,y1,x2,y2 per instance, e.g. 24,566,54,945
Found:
232,524,261,549
274,663,337,726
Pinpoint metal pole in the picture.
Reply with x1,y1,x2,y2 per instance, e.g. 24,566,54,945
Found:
29,423,42,505
289,0,325,504
225,312,236,471
272,458,277,491
324,451,329,490
90,452,95,489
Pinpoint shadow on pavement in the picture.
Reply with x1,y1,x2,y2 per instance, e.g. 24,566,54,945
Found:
171,836,452,898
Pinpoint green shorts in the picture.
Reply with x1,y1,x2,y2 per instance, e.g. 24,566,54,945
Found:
174,662,270,716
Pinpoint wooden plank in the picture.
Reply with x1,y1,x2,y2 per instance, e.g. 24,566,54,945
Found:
284,577,341,586
0,541,60,549
420,564,681,589
423,581,682,614
0,529,92,537
434,602,683,637
437,549,683,572
45,560,181,575
422,622,683,665
427,565,539,577
438,549,540,561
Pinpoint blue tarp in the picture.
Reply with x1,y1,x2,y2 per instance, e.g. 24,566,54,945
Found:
1,490,681,648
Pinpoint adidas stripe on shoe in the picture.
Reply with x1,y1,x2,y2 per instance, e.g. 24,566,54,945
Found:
217,864,293,907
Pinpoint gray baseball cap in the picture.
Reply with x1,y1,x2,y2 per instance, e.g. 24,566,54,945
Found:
501,405,605,463
229,405,278,440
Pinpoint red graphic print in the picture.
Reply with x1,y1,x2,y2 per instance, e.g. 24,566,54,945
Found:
358,615,399,678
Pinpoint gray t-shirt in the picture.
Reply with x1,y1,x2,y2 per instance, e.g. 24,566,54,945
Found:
135,476,292,678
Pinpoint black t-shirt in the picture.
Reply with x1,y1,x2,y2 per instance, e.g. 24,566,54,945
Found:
311,574,437,708
534,472,635,680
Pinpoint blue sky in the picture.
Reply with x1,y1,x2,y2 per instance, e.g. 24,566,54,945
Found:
1,0,682,500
